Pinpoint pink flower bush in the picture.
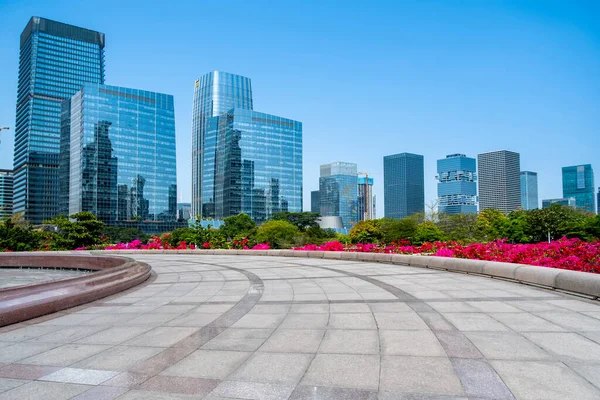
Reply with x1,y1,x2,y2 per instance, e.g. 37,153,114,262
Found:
251,243,271,250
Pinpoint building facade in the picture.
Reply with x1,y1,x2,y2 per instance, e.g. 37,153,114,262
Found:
319,162,358,229
383,153,424,219
477,150,521,213
436,154,477,214
0,170,13,220
562,164,596,213
64,83,178,231
358,177,375,220
13,17,105,223
192,72,253,218
311,190,320,213
520,171,538,210
177,203,191,221
201,109,302,223
598,187,600,214
542,198,576,208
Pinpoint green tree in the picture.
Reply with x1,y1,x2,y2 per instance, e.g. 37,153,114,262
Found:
414,221,446,244
256,220,299,248
163,227,196,247
477,209,509,241
585,215,600,240
272,212,320,231
378,217,418,243
437,213,482,242
45,212,105,250
349,220,383,243
0,219,42,251
220,213,256,240
525,204,588,242
103,226,149,244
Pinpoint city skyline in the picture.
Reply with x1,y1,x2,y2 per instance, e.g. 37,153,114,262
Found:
0,2,598,217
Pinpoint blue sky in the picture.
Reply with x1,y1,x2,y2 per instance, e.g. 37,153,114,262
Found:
1,0,599,214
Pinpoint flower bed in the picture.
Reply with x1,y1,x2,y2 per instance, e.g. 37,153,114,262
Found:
94,236,600,274
295,238,600,273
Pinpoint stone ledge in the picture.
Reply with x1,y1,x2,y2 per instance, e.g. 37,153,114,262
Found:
0,254,151,327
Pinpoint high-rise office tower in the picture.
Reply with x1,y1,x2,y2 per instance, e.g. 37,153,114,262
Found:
0,170,14,220
520,171,539,210
177,203,191,221
311,190,320,213
383,153,424,219
13,17,105,223
192,72,253,218
562,164,596,213
204,109,302,223
319,162,358,228
597,187,600,214
436,154,477,214
64,83,177,231
477,150,521,213
357,177,375,221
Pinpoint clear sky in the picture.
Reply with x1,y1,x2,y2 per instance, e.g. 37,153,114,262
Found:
0,0,599,214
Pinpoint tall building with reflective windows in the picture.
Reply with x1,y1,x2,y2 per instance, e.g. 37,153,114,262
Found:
192,72,253,218
436,154,477,215
520,171,538,210
13,17,105,223
319,162,358,228
562,164,595,213
202,109,301,223
311,190,320,213
64,83,178,231
477,150,521,213
358,177,375,221
0,170,14,221
384,153,424,219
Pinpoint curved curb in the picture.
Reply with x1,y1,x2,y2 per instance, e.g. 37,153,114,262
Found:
89,249,600,299
0,254,151,327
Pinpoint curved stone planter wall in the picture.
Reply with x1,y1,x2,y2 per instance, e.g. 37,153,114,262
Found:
0,254,151,327
92,249,600,299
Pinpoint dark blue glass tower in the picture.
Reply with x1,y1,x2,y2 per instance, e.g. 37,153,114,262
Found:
384,153,424,219
13,17,105,223
520,171,538,210
562,164,595,213
437,154,477,214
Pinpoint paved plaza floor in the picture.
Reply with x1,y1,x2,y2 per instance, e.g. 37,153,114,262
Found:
0,268,89,289
1,254,600,399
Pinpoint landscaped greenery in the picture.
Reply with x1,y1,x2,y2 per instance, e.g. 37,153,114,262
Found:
1,205,599,272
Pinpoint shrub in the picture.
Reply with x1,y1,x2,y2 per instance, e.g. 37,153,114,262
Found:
255,220,299,249
349,220,383,243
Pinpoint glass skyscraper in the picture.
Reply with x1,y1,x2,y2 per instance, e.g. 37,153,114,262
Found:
192,72,253,218
436,154,477,214
319,162,358,229
0,170,14,221
358,177,375,221
520,171,538,210
383,153,424,219
13,17,105,224
201,109,302,223
64,83,178,229
311,190,320,213
477,150,521,213
562,164,595,213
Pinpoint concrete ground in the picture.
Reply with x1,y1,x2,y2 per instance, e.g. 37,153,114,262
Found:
0,268,88,289
1,254,600,399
